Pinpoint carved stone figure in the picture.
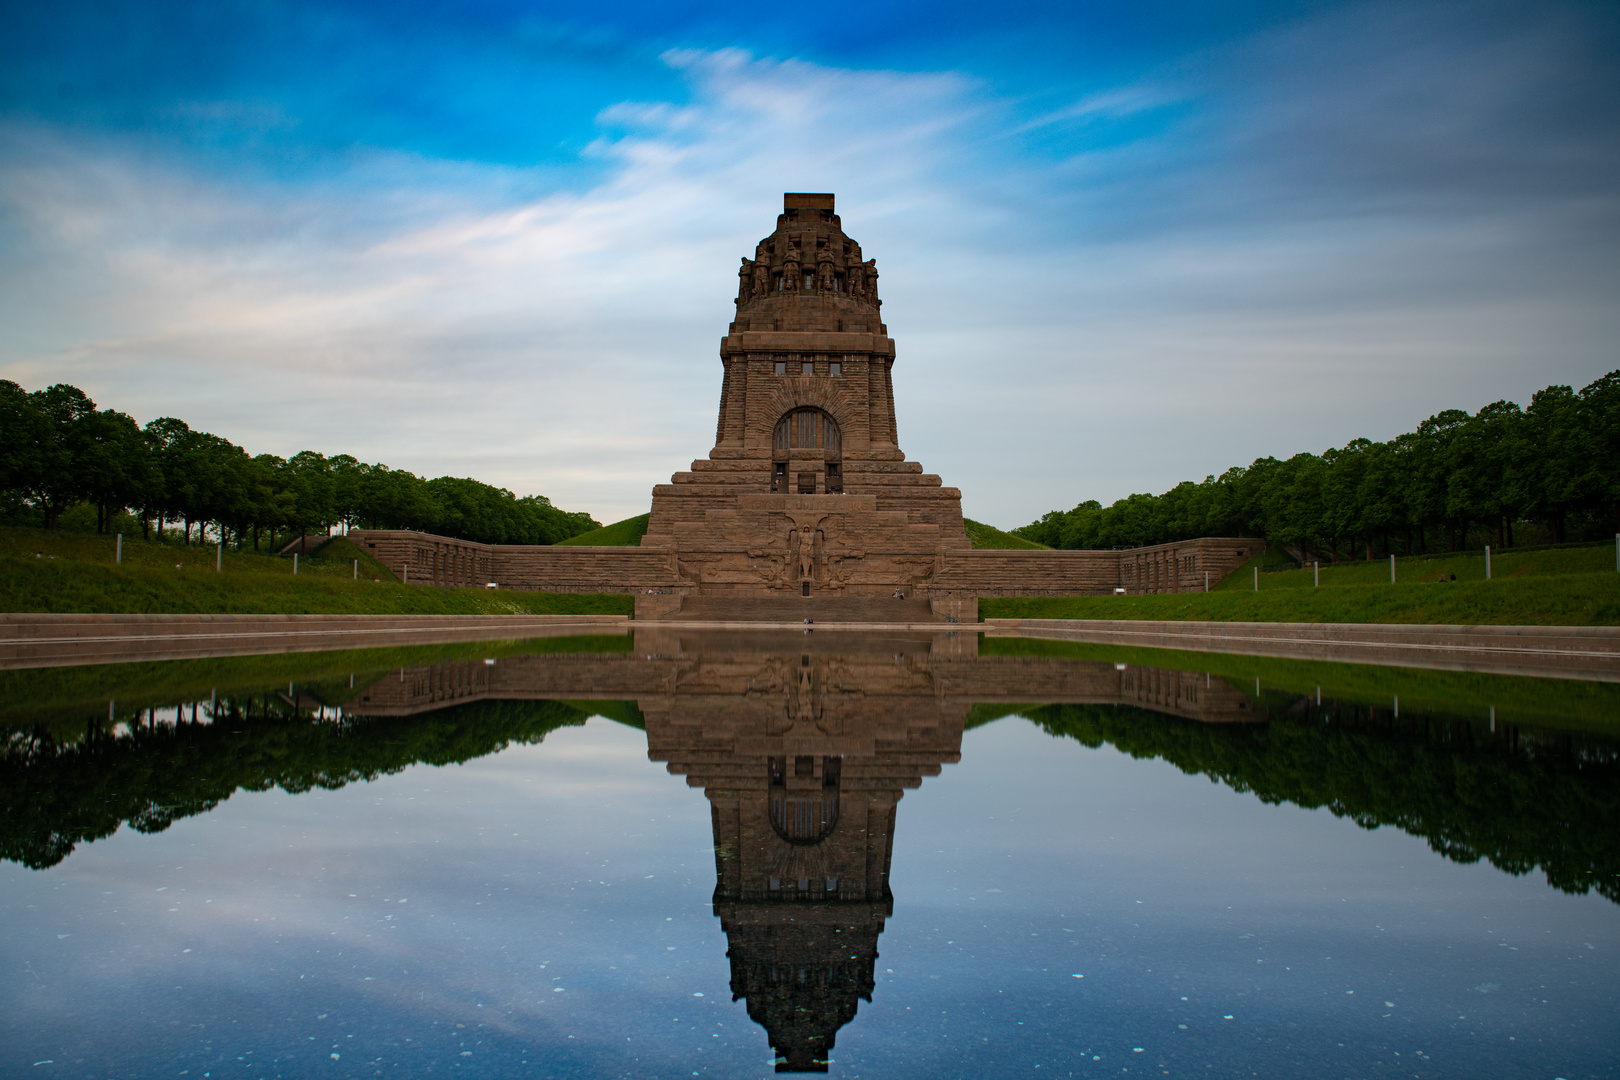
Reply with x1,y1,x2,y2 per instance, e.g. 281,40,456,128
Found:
737,258,752,306
795,524,817,582
817,255,836,293
783,258,802,293
845,262,864,300
751,259,770,299
863,260,879,306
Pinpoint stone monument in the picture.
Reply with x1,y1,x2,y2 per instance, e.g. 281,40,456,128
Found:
349,194,1259,611
637,193,970,619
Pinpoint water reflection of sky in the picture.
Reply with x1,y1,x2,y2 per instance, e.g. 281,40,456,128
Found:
4,646,1618,1078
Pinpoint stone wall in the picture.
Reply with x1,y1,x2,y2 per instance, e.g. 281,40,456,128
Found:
346,528,1261,603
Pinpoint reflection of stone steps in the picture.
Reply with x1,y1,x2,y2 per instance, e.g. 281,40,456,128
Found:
668,595,943,623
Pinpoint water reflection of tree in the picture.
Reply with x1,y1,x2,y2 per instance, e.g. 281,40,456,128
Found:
0,696,602,870
1024,701,1620,902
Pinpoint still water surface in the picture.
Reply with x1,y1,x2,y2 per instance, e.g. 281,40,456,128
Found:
3,630,1617,1079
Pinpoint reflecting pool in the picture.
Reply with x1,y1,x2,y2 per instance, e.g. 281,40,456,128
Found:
3,629,1618,1079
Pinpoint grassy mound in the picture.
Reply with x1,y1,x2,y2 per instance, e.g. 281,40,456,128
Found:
964,519,1049,550
555,513,651,546
0,526,631,615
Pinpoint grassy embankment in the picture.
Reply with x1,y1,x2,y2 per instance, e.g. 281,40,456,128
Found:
0,527,633,616
556,512,651,546
981,541,1620,626
964,519,1049,549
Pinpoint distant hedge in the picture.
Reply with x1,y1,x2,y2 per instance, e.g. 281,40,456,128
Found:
0,380,598,547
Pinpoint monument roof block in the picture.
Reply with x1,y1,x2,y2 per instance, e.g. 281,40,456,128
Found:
784,192,835,211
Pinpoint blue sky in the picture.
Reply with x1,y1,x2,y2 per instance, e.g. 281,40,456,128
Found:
2,0,1616,526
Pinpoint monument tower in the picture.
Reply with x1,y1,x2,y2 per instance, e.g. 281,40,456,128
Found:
638,193,972,617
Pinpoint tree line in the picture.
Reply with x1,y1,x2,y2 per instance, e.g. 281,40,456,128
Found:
1017,371,1620,558
0,381,598,548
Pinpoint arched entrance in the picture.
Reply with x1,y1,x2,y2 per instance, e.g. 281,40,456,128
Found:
772,408,843,493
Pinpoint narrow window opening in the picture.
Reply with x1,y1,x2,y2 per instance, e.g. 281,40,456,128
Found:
775,361,786,375
797,471,816,494
826,462,843,493
829,361,842,376
771,462,787,492
802,581,810,596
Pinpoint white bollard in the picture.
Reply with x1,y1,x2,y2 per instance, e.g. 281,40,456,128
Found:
1204,570,1209,593
293,553,298,575
1485,545,1491,580
1254,566,1258,592
217,543,222,572
116,534,122,564
1390,553,1395,584
354,559,358,580
1314,561,1319,588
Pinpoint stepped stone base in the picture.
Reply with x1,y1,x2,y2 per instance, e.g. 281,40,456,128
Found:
657,594,946,624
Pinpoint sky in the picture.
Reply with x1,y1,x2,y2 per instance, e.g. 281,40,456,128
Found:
1,0,1617,528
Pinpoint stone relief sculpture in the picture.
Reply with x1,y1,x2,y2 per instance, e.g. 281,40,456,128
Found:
737,258,752,306
751,259,771,299
793,524,817,583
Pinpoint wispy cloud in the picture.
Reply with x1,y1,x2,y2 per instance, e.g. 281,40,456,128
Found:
1,4,1615,526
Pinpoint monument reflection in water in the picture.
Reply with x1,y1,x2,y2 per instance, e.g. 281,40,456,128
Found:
343,629,1257,1072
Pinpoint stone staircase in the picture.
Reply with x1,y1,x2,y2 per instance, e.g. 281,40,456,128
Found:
664,595,944,623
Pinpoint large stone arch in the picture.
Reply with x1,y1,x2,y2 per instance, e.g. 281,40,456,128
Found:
759,380,857,448
773,406,842,456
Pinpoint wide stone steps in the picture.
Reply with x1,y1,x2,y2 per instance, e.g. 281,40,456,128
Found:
665,595,943,623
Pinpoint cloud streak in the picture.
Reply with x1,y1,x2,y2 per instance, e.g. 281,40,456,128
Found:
1,3,1615,526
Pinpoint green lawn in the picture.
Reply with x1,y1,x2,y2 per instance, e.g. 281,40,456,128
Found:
0,633,634,734
1216,541,1619,590
978,635,1620,734
0,526,633,615
556,513,650,546
980,572,1620,625
964,518,1050,549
